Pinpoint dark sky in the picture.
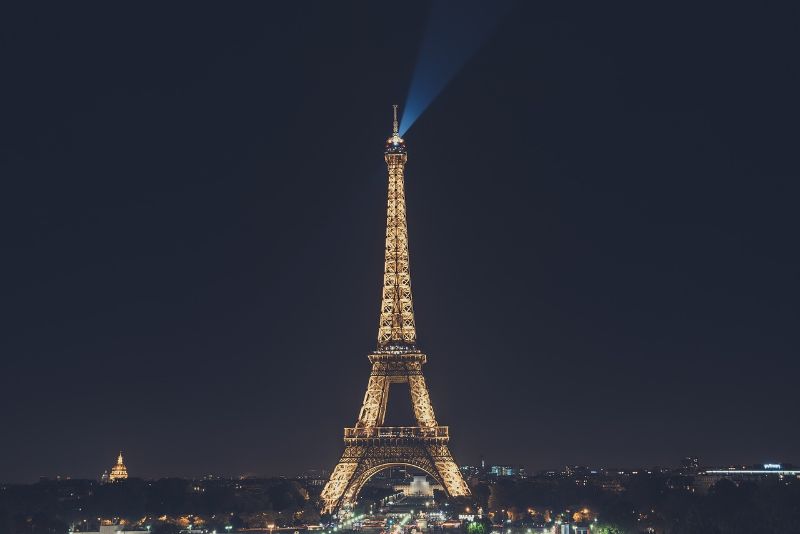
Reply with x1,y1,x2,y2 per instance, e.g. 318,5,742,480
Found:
1,3,799,483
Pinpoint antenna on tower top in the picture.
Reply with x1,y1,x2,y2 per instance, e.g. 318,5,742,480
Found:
392,105,399,135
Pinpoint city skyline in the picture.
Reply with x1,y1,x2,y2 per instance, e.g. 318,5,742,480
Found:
2,2,799,484
32,451,797,483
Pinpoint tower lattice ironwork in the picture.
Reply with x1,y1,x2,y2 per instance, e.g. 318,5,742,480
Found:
320,106,471,514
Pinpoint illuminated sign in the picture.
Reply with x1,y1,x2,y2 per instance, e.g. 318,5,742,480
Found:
764,463,782,470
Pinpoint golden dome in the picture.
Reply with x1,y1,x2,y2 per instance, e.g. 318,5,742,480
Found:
109,451,128,481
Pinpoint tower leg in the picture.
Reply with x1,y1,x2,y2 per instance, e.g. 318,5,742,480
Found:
321,442,471,515
408,374,438,428
356,373,389,427
321,446,366,514
427,444,471,496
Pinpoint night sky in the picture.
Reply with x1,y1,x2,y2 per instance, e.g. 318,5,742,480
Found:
1,3,799,483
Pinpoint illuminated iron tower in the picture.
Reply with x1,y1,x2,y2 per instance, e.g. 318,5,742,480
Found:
320,106,471,514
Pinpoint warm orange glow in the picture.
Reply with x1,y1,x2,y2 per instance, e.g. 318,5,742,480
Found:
109,451,128,481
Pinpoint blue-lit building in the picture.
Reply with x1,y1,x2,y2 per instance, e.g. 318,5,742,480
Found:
490,465,524,477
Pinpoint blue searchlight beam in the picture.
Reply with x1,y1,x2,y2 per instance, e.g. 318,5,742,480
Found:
399,0,513,136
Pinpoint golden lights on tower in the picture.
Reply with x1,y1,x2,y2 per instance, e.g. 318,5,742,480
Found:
378,104,416,346
320,107,470,515
109,451,128,481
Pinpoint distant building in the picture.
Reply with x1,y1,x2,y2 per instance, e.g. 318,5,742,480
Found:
557,524,589,534
394,475,442,497
693,464,800,493
108,452,128,482
459,465,479,479
564,466,594,477
490,465,523,477
299,468,329,486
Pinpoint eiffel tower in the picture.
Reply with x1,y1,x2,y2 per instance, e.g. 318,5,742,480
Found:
320,106,471,514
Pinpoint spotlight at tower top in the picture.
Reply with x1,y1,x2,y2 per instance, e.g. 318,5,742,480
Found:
385,104,407,156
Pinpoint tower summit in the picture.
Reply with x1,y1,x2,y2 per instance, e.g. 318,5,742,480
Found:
384,104,406,155
320,107,470,514
379,104,415,347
